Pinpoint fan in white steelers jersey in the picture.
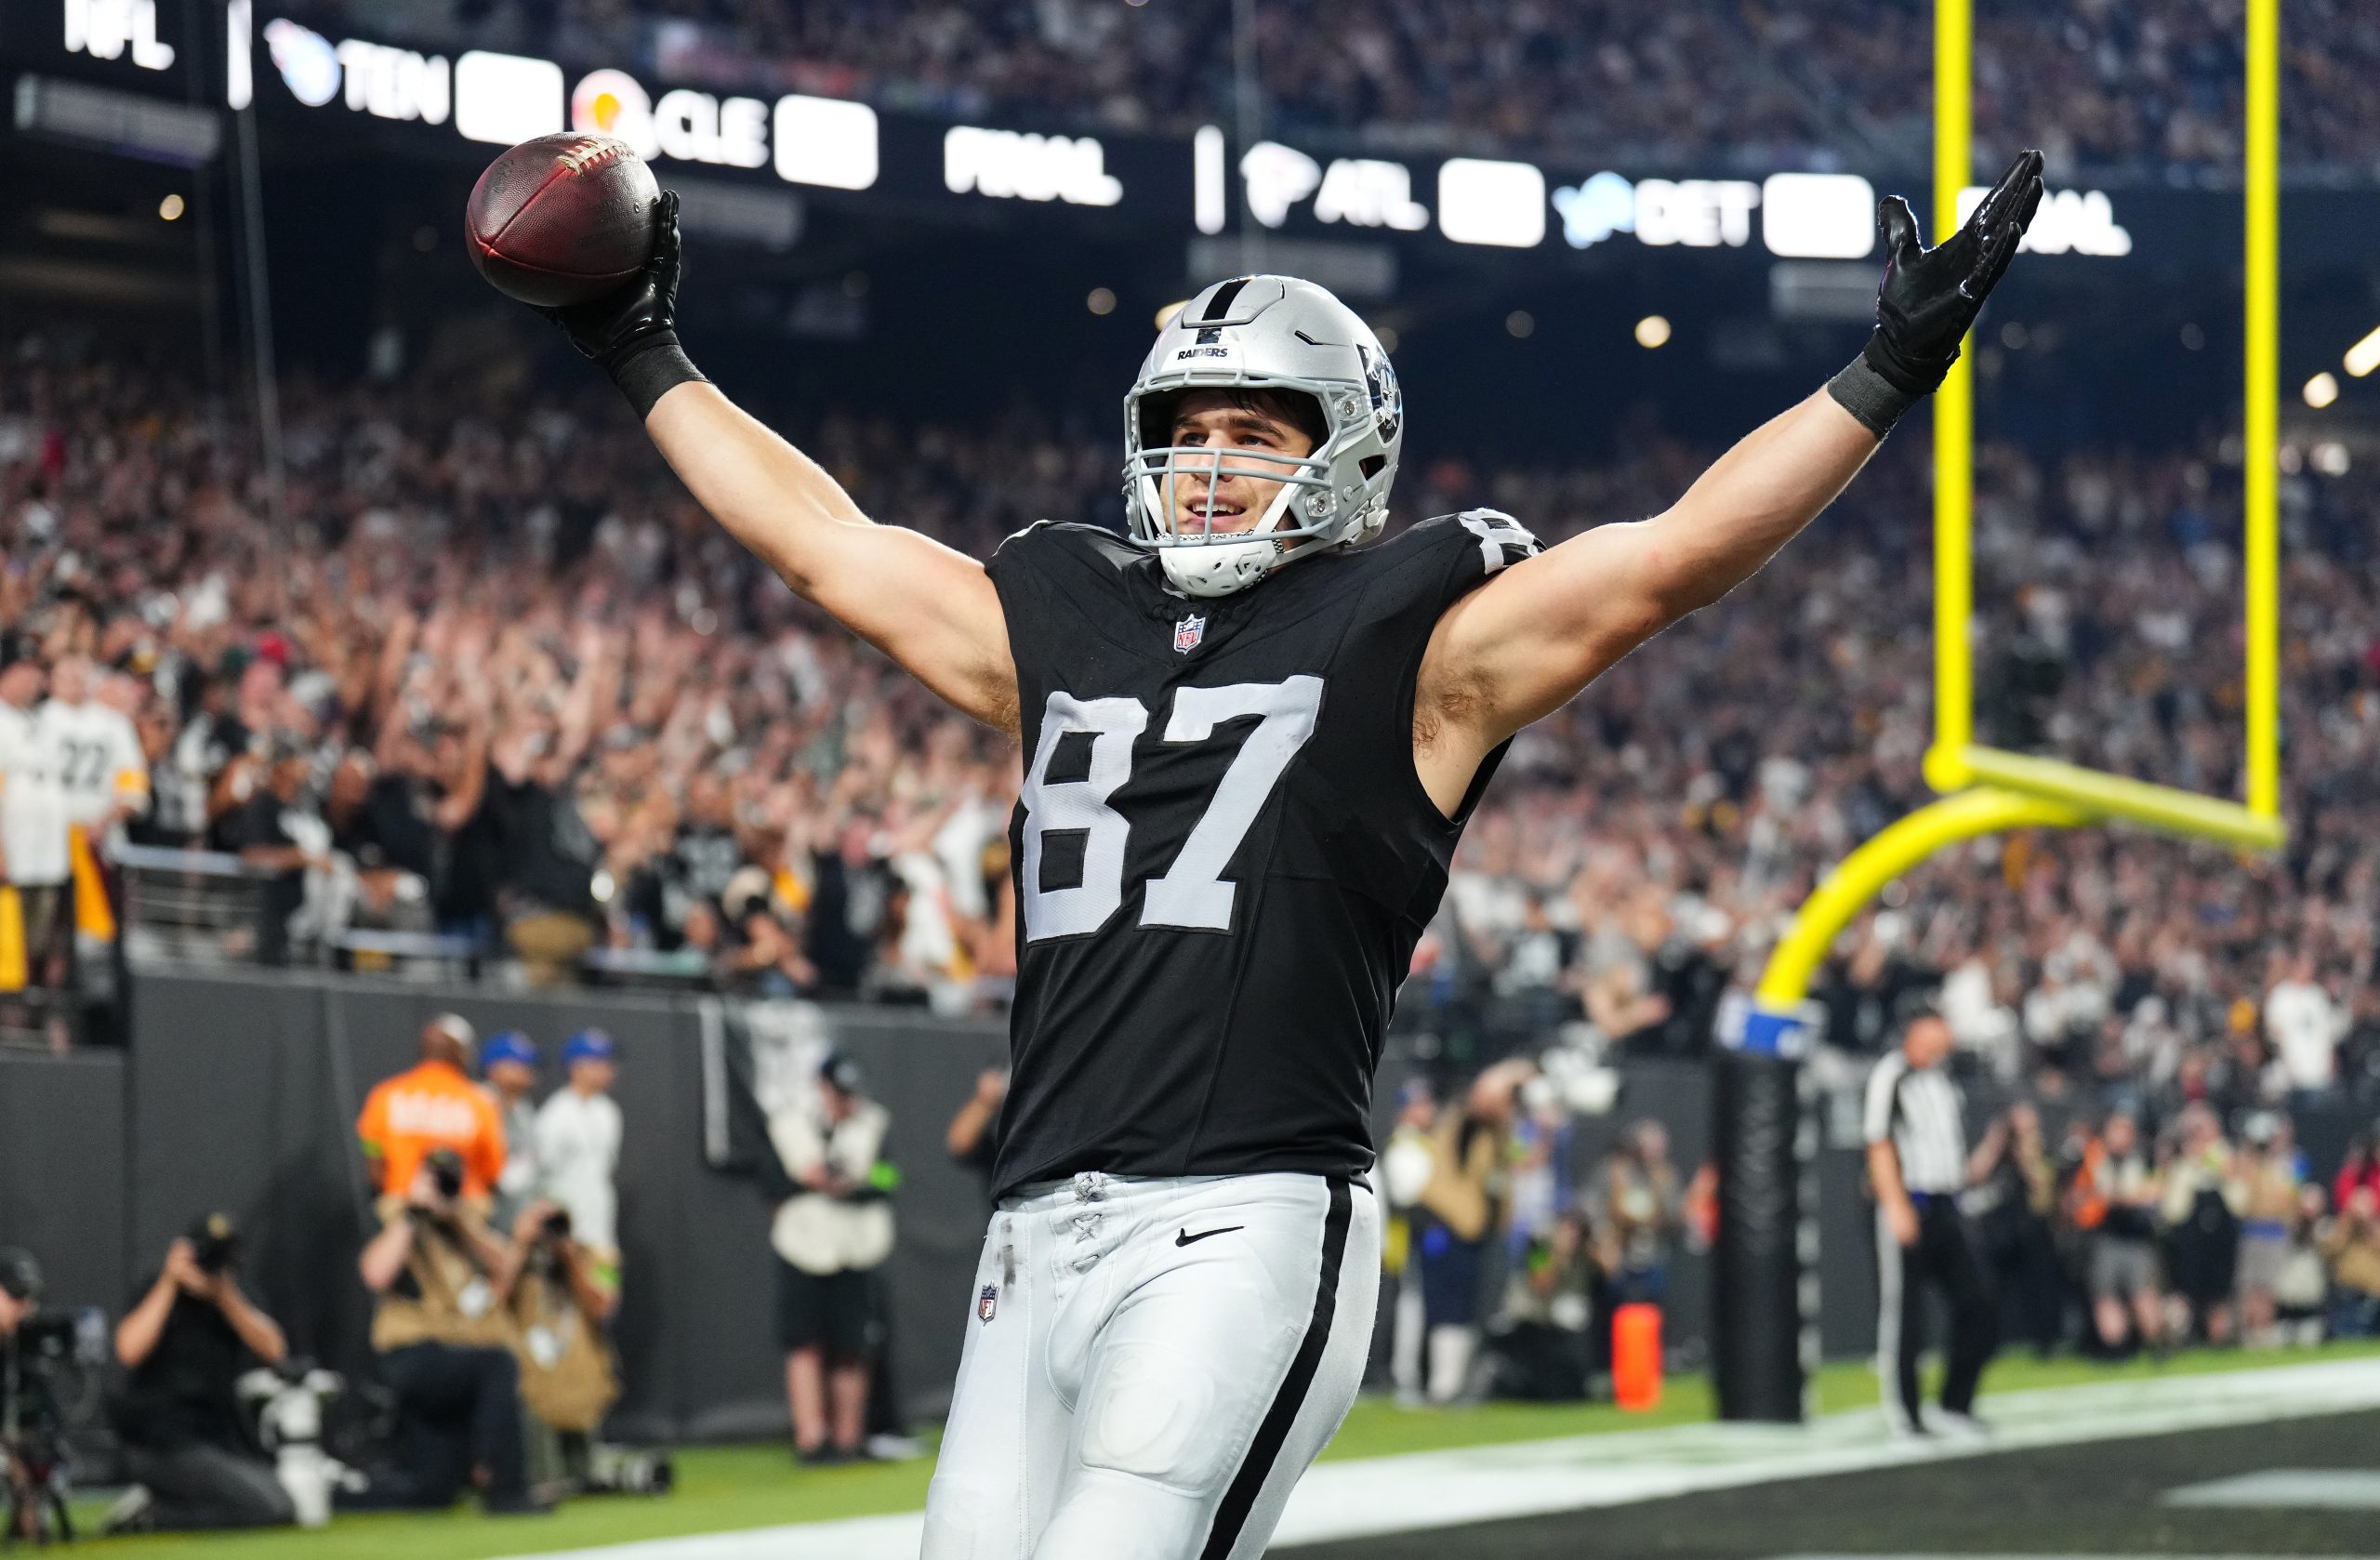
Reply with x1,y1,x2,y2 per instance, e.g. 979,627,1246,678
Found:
500,149,2043,1558
37,655,150,862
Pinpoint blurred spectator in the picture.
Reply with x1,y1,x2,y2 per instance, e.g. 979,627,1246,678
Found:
766,1051,893,1463
356,1015,507,1201
2337,1132,2380,1212
106,1217,295,1533
2156,1104,2242,1344
1485,1210,1599,1402
2266,953,2345,1102
2070,1109,2166,1354
354,1149,546,1514
1969,1102,2063,1357
324,750,437,934
212,737,330,967
1405,1060,1531,1405
2271,1184,2334,1346
2235,1112,2307,1345
0,1247,33,1342
480,1031,545,1234
1377,1077,1440,1406
483,722,604,987
1589,1120,1682,1308
2322,1186,2380,1338
40,653,147,945
0,652,73,1042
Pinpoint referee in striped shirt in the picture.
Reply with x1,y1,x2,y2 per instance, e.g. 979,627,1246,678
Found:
1865,1003,1997,1439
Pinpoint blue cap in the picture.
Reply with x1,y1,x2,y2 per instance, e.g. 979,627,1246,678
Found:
480,1030,537,1072
562,1029,616,1066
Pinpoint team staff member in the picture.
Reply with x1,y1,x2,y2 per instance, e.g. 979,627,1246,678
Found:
481,1031,544,1232
768,1051,892,1464
357,1015,507,1200
1865,1008,1997,1438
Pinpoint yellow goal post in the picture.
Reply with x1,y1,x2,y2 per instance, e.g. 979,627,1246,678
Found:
1740,0,2285,1051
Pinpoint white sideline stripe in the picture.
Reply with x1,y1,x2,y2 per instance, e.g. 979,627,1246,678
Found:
492,1359,2380,1560
2162,1469,2380,1508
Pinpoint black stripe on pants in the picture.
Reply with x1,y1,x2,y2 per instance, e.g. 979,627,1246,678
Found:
1199,1176,1353,1560
1876,1197,1998,1425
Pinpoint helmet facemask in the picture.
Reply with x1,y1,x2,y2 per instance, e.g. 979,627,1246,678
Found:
1129,389,1342,598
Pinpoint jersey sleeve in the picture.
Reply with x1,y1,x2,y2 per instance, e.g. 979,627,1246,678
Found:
1862,1057,1903,1145
1439,508,1546,585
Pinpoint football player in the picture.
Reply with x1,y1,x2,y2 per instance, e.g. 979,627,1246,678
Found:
504,150,2043,1558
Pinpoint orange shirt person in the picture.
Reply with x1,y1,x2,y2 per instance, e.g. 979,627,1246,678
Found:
357,1014,507,1200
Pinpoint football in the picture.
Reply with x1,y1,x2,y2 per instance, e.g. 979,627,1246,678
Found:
465,132,660,308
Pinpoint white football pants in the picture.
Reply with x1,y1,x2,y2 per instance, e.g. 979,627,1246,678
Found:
921,1170,1381,1560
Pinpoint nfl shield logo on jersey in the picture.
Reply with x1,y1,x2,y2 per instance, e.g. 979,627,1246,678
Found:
977,1285,998,1323
1173,614,1207,654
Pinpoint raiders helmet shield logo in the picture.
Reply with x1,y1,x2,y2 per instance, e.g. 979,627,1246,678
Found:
1173,614,1207,654
977,1284,998,1323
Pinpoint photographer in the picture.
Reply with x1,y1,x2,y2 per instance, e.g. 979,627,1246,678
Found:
105,1216,296,1532
504,1198,620,1487
2,1247,75,1544
355,1149,545,1515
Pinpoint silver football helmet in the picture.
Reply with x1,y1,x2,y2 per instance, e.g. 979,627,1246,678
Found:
1122,275,1404,598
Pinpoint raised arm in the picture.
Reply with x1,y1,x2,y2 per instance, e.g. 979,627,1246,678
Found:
525,195,1016,734
1414,152,2043,811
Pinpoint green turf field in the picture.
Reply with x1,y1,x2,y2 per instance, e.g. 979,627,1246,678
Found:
72,1342,2380,1560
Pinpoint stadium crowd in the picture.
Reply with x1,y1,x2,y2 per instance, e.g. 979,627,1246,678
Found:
337,0,2380,176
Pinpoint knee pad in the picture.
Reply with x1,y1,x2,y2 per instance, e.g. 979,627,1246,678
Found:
1077,1342,1233,1493
920,1476,1004,1560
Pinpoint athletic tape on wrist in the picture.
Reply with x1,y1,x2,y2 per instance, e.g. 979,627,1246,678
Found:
608,334,707,420
1825,352,1919,439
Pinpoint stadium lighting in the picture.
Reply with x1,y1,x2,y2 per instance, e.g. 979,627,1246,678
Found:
1504,311,1534,338
157,192,183,220
1087,287,1117,315
1635,315,1672,349
2302,372,2339,409
2344,324,2380,377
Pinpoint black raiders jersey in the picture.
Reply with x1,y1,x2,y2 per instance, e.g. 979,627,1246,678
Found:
984,509,1543,1197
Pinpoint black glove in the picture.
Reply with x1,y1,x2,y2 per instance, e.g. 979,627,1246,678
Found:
542,190,707,418
1828,150,2045,437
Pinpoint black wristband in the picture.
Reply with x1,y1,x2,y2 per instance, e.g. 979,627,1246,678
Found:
1825,351,1921,439
604,331,707,420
